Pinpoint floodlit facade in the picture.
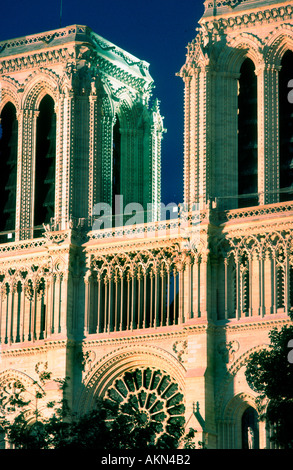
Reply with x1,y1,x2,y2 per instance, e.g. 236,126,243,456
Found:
1,0,293,449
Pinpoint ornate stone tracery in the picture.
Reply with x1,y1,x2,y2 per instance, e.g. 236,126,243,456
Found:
105,367,185,438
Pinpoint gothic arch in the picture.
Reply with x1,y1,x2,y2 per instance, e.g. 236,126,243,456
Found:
114,95,137,130
223,392,257,423
77,345,186,415
234,234,261,256
215,343,269,423
220,392,261,449
227,343,269,377
0,79,20,114
99,81,115,120
22,70,60,111
265,25,293,66
217,33,264,74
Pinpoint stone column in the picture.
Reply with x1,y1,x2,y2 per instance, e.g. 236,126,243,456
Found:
44,276,51,339
264,251,273,315
84,274,90,336
0,284,4,343
137,270,142,329
101,115,114,208
113,273,119,332
96,274,101,333
35,281,42,340
256,63,280,205
19,109,39,239
15,110,24,242
166,267,170,326
88,94,98,218
259,254,266,317
143,271,147,329
160,267,166,327
177,261,184,324
154,267,159,328
126,272,130,331
130,270,136,331
199,253,209,320
214,71,239,210
235,254,241,320
149,270,154,327
60,92,74,228
173,268,178,325
59,272,68,336
251,252,260,316
119,272,124,331
224,258,229,320
23,282,32,341
184,256,193,321
285,247,291,314
103,276,109,333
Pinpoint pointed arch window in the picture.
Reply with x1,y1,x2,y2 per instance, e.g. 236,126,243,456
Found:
279,50,293,201
34,95,56,232
0,102,18,237
238,58,258,208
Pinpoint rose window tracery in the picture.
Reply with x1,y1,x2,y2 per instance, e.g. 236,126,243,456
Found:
105,367,185,436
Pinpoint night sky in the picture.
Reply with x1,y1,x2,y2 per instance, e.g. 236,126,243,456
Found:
0,0,204,206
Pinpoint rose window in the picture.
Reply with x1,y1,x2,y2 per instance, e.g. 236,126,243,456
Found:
105,367,185,436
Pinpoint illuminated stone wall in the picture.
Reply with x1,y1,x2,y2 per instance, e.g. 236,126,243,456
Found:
1,2,293,450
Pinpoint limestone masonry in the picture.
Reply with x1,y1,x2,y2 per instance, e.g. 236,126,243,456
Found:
1,0,293,449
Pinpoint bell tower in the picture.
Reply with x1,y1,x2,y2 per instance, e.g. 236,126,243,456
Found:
0,25,164,242
179,0,293,210
1,4,293,451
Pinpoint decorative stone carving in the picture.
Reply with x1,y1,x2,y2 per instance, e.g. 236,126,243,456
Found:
218,340,240,364
173,340,188,364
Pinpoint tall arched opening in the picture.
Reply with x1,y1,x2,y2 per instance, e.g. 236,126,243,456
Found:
241,406,259,449
34,95,56,233
238,58,258,208
279,50,293,201
0,102,18,237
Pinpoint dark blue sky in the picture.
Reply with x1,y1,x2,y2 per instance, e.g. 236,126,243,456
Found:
0,0,204,205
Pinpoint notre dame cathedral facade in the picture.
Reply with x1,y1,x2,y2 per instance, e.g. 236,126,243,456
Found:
0,0,293,449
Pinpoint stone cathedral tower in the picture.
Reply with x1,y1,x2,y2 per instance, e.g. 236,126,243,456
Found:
1,0,293,450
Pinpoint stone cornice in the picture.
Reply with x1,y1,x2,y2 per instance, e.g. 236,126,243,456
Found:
81,323,208,348
0,24,153,95
0,338,74,358
200,1,293,32
0,325,208,358
221,218,293,240
84,235,184,256
200,0,292,26
0,25,90,58
210,315,290,334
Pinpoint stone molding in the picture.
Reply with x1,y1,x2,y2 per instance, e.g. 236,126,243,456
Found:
77,343,186,414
